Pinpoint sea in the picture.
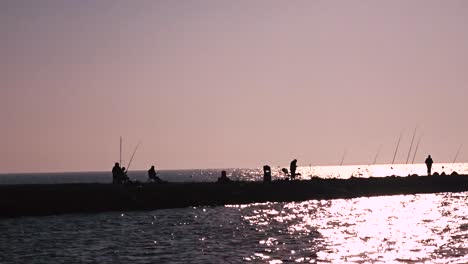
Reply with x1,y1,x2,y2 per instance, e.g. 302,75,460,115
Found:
1,163,468,263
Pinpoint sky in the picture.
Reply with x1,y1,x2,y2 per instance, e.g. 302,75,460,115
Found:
2,1,468,173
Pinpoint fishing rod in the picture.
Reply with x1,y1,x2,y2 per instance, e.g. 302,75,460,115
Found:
126,141,141,172
119,136,122,165
340,149,347,166
405,127,417,164
411,134,423,164
392,131,403,165
453,144,463,164
372,144,382,165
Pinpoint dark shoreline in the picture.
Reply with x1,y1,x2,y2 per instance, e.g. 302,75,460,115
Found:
1,174,468,218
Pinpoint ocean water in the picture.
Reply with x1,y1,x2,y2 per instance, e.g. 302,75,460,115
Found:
2,164,468,263
1,192,468,263
1,163,467,185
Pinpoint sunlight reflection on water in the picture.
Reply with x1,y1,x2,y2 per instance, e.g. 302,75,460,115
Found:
233,192,468,263
209,163,468,182
229,162,468,182
2,193,468,263
295,163,468,180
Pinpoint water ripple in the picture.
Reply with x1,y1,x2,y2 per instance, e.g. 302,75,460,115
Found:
2,192,468,263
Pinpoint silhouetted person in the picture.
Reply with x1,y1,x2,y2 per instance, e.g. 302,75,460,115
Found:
263,165,271,182
290,159,297,180
121,167,130,183
148,165,162,183
425,155,434,175
217,170,230,183
112,162,121,184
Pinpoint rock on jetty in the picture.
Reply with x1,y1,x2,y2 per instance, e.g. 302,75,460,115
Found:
1,174,468,217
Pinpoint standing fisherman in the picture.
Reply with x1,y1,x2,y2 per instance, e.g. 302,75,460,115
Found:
425,155,434,175
290,159,298,180
112,162,121,184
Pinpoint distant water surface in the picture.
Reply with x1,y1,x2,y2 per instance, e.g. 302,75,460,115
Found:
1,192,468,263
0,163,467,185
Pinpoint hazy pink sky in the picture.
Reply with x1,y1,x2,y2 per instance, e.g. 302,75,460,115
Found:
2,1,468,173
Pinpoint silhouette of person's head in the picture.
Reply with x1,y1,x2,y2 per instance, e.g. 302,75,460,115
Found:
221,171,227,178
115,162,119,167
151,165,155,170
428,155,431,158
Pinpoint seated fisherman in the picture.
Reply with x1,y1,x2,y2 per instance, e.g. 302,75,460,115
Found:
148,165,162,183
217,170,230,183
120,167,130,183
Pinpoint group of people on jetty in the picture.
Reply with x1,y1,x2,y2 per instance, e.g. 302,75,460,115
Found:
213,159,301,183
263,158,300,182
112,155,438,184
111,163,129,184
111,159,300,184
112,162,163,184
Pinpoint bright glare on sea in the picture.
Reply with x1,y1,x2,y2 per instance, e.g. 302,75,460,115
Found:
1,192,468,263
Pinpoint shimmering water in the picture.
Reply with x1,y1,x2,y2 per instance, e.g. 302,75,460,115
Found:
1,163,467,185
2,192,468,263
